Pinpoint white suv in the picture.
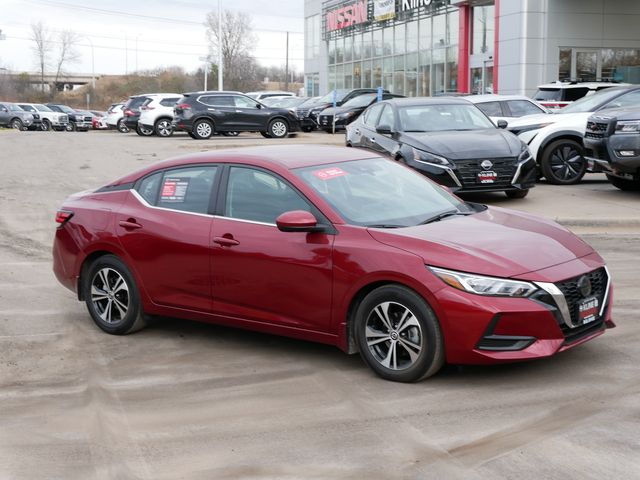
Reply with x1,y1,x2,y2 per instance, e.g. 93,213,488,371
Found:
137,93,182,137
17,103,69,131
533,81,629,110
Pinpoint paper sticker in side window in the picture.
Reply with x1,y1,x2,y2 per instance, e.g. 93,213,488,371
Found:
161,178,190,202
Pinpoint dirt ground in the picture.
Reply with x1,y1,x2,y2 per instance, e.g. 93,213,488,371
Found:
0,129,639,479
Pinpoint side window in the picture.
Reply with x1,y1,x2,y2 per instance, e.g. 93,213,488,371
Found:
564,88,589,102
363,103,384,127
476,101,503,117
200,95,234,107
138,166,218,214
377,104,395,128
506,100,544,117
225,167,311,224
234,96,259,109
19,105,35,112
160,98,180,107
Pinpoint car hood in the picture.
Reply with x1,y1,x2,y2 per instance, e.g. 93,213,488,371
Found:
399,129,521,160
367,207,594,278
507,112,589,129
321,105,366,116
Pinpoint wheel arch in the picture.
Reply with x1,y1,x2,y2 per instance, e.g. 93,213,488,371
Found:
154,115,173,125
269,115,290,128
537,130,585,162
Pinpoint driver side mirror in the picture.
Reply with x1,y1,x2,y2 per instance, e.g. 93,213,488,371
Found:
0,108,7,113
376,124,393,135
276,210,324,233
496,119,508,129
256,103,262,109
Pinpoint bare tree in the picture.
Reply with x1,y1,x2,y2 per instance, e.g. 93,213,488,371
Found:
205,9,259,91
31,22,51,93
53,30,81,94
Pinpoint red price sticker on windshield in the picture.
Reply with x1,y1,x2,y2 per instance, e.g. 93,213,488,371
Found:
312,167,347,180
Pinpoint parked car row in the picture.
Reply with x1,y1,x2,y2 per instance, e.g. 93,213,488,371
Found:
0,101,108,132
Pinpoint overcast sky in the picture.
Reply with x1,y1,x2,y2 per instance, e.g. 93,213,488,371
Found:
0,0,304,76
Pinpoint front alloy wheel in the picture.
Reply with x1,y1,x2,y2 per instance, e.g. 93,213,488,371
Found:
268,119,288,138
355,285,444,382
193,119,213,139
541,139,587,185
136,124,154,136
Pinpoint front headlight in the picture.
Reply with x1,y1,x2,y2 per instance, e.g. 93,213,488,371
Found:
614,120,640,134
336,111,355,119
412,147,450,166
518,143,532,161
429,266,538,297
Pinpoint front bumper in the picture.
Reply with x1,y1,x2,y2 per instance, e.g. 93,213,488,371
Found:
435,260,613,365
73,121,91,130
585,133,640,178
408,156,537,193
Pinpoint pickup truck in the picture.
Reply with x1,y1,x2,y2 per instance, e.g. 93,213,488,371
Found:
46,104,92,131
584,108,640,191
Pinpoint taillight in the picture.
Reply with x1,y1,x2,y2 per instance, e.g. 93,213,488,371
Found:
176,103,191,110
55,210,74,226
124,109,134,116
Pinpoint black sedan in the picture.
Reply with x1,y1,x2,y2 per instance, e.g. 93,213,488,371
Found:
346,98,536,198
317,92,404,133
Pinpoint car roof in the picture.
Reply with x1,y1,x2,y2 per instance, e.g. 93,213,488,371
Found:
536,81,631,89
110,145,378,185
464,94,535,103
383,96,472,106
183,90,243,96
129,93,180,98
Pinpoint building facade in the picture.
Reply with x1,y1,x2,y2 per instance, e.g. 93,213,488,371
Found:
304,0,640,97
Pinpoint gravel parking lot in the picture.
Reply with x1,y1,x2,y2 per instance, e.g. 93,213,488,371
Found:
1,129,639,479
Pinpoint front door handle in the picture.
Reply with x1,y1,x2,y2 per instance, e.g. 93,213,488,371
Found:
354,128,360,135
213,236,240,247
119,219,142,229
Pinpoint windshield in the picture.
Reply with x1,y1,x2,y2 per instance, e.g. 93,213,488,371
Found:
58,105,75,113
561,88,625,113
342,93,376,108
35,104,53,112
399,104,495,132
318,89,349,104
295,158,465,227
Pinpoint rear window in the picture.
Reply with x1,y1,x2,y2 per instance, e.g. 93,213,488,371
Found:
160,98,180,107
199,95,234,107
475,101,503,117
506,100,544,117
533,89,561,101
564,88,589,101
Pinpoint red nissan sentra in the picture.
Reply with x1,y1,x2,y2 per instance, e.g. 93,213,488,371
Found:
53,145,614,382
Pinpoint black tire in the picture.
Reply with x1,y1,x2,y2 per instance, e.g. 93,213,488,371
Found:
505,189,529,199
301,126,314,133
222,131,239,137
83,255,146,335
66,122,76,132
540,139,587,185
268,118,289,138
136,124,154,136
10,118,24,130
260,131,271,138
154,118,173,137
41,119,51,131
188,132,197,139
192,119,214,139
117,118,130,133
606,174,640,191
354,285,444,382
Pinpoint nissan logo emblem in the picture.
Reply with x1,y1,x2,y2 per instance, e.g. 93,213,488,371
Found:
481,160,493,170
577,275,592,297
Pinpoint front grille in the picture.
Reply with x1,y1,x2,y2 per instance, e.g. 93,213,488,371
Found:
60,115,68,123
585,121,609,139
455,158,517,188
318,114,333,125
296,107,310,119
556,267,608,341
84,116,92,122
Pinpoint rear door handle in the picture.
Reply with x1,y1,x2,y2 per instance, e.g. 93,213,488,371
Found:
213,236,240,247
355,128,360,135
370,137,376,143
119,219,142,229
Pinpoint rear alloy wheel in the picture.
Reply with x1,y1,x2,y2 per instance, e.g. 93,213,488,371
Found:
136,124,154,136
355,285,444,382
117,119,130,133
260,131,271,138
193,119,214,139
154,118,173,137
606,174,640,191
540,139,587,185
41,119,51,131
10,118,24,130
268,119,289,138
84,255,146,335
505,189,529,199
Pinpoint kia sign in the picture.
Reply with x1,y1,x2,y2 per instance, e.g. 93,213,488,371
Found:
326,0,368,32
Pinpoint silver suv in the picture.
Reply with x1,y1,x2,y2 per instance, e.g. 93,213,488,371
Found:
0,102,38,130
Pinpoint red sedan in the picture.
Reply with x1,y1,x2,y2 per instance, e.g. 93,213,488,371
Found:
53,145,614,382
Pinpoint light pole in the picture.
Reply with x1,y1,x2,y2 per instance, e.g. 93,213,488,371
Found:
218,0,223,91
199,56,211,91
85,37,95,88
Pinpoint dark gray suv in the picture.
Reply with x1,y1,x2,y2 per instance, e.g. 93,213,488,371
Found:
0,102,40,130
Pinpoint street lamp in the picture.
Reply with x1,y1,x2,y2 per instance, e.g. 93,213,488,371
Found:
199,55,212,91
85,36,95,89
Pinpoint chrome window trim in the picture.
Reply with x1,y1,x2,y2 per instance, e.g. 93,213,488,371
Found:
213,215,276,227
129,189,213,219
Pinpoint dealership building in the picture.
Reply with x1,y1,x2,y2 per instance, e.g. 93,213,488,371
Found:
304,0,640,97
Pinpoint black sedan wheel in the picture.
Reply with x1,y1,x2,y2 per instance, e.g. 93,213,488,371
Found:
83,255,146,335
154,119,173,137
540,139,587,185
268,119,289,138
355,285,444,382
66,122,76,132
192,119,214,139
